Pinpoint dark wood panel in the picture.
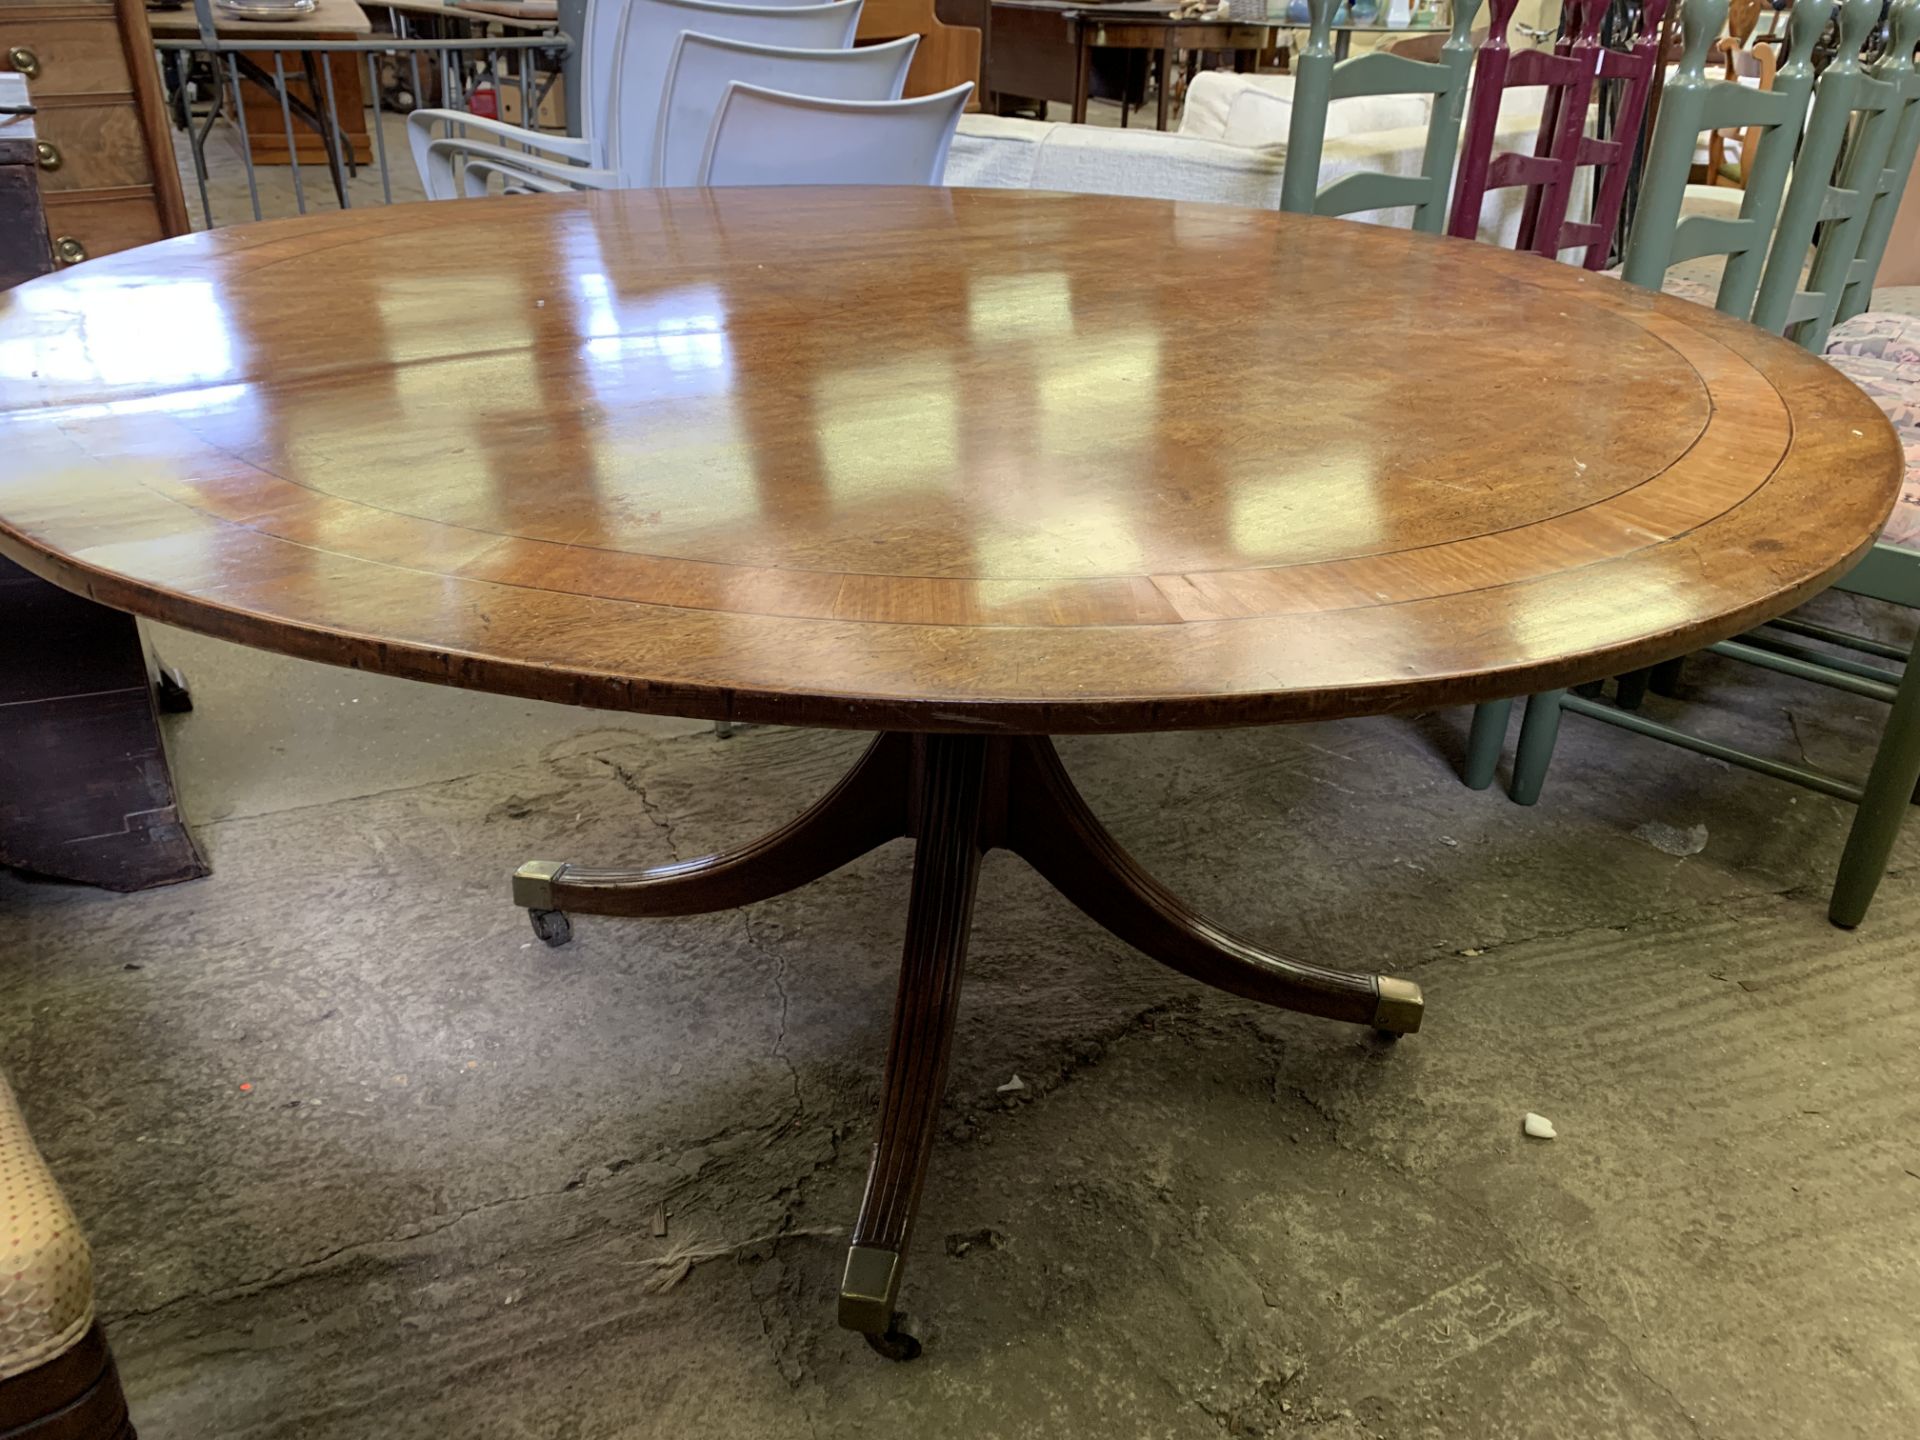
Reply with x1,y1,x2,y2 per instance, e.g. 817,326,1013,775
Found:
0,556,206,889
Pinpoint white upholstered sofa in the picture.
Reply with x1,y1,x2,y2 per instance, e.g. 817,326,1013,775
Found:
942,70,1562,246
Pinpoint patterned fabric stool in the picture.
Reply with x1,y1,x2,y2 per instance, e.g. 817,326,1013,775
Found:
0,1080,132,1440
1828,312,1920,363
1823,348,1920,549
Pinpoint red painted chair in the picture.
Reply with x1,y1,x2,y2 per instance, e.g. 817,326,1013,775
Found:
1447,0,1672,266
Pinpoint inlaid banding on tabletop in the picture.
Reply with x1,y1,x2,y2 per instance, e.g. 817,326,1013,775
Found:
0,189,1899,727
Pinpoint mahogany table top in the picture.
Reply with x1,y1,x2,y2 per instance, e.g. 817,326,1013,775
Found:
0,187,1899,733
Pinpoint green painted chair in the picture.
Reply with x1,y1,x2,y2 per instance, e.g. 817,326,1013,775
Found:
1472,0,1920,928
1278,0,1486,230
1462,0,1841,793
1753,0,1918,351
1834,5,1920,326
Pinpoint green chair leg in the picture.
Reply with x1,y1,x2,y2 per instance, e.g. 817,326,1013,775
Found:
1508,690,1567,806
1463,699,1512,789
1829,639,1920,927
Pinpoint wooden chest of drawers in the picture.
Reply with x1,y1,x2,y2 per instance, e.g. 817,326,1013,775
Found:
0,0,187,265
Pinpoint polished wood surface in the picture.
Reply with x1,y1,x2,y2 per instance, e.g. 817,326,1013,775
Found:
0,187,1901,734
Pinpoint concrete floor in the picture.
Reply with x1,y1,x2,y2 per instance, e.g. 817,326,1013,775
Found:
3,592,1918,1438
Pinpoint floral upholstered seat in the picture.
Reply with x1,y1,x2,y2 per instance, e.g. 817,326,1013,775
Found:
1617,273,1920,550
1826,307,1920,367
1822,348,1920,550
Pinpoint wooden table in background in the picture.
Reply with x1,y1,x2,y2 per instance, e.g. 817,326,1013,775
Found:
991,0,1274,127
0,187,1898,1351
148,0,372,166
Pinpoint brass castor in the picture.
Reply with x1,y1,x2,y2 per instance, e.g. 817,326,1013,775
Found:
528,909,572,947
863,1318,922,1363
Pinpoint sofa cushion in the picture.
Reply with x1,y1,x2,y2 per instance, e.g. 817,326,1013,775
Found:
1180,71,1288,139
1185,70,1546,147
1031,126,1287,208
0,1081,93,1383
948,116,1288,208
945,113,1050,190
1220,83,1432,148
1823,350,1920,549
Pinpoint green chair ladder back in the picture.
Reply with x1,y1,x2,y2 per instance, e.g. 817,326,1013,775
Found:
1616,0,1843,320
1753,0,1916,350
1483,0,1920,928
1459,0,1838,794
1835,3,1920,326
1278,0,1486,231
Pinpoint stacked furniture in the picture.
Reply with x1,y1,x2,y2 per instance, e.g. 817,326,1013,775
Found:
411,0,971,196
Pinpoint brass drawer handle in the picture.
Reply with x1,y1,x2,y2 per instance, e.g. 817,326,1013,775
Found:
53,235,86,266
34,141,59,172
7,47,39,79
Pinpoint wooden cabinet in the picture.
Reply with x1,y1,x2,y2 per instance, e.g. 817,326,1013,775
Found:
0,0,187,266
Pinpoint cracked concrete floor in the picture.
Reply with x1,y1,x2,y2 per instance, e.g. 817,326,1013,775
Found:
3,599,1919,1440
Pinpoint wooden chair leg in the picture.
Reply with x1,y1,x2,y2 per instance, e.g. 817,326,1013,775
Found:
0,1324,134,1439
1829,638,1920,928
839,736,987,1359
1649,657,1685,697
1614,668,1652,710
1463,699,1512,789
1508,690,1566,806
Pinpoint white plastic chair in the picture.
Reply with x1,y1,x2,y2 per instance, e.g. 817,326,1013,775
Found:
410,0,861,199
406,0,628,192
654,33,916,185
695,82,971,187
441,29,913,196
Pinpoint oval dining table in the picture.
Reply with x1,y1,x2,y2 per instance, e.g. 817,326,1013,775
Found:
0,186,1900,1359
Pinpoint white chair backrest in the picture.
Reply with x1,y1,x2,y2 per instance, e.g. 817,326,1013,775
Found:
608,0,864,178
696,82,972,187
652,33,917,186
576,0,633,154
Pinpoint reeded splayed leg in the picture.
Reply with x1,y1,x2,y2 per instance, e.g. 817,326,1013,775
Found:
511,733,913,941
841,735,988,1359
1001,738,1422,1035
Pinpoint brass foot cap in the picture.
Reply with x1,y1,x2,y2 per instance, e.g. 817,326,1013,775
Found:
511,860,568,910
838,1245,902,1335
1372,976,1424,1035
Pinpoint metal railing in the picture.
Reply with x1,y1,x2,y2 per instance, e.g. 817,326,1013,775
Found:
154,0,573,228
